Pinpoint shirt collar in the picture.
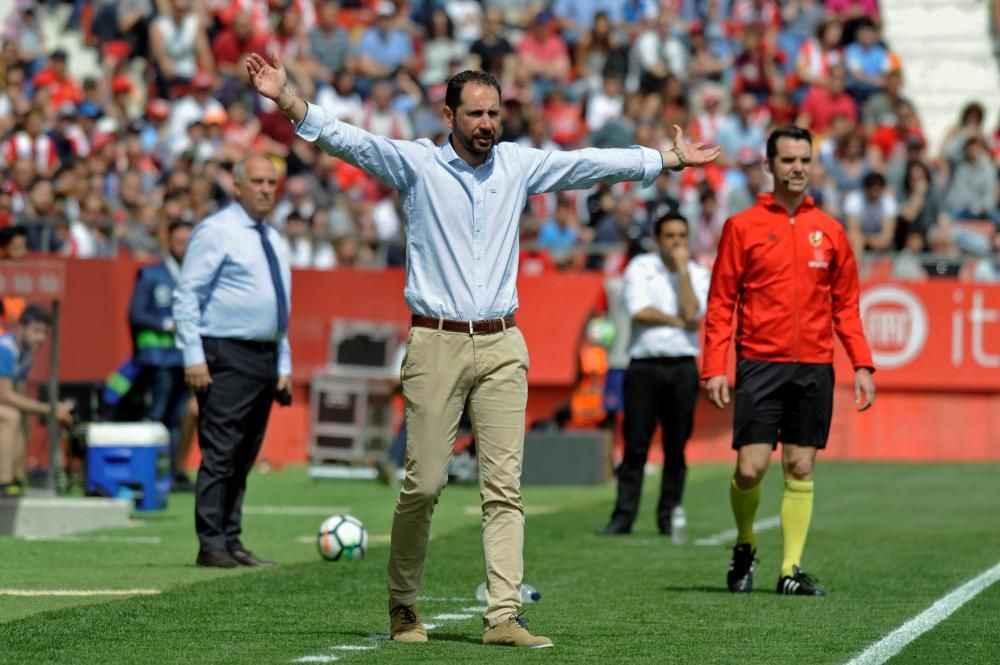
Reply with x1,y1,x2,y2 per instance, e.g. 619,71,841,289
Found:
440,135,495,169
756,192,816,214
233,201,269,228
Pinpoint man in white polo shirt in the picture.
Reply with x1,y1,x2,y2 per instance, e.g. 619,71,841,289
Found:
600,212,710,540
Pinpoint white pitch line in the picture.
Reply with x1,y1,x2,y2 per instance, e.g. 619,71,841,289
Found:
694,515,781,546
330,646,376,651
431,613,477,621
22,535,162,544
292,657,339,663
245,506,350,516
843,561,1000,665
416,596,475,602
0,588,160,597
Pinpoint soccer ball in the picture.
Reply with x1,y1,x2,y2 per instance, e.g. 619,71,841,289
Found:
317,514,368,562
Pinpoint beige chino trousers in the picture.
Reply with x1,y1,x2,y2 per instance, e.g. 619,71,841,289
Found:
387,323,529,628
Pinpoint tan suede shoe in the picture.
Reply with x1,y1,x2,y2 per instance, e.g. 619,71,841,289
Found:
482,615,554,648
389,604,428,643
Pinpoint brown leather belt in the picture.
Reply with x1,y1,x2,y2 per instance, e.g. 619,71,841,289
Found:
411,314,516,335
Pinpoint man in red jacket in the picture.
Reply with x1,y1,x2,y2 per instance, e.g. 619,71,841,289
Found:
703,125,875,596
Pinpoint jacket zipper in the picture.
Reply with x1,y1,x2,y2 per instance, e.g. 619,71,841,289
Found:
790,215,798,362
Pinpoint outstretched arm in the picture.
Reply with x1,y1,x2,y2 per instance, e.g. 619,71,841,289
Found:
247,51,427,190
523,124,721,194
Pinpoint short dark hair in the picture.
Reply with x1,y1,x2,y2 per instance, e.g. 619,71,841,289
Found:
19,305,51,327
0,226,28,248
167,220,193,236
766,125,813,163
654,212,688,237
863,171,886,189
445,70,502,112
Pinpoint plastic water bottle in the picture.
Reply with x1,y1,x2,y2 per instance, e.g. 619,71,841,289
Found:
475,582,541,603
670,506,687,545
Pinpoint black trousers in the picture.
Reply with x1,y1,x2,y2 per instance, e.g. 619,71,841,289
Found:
195,337,277,553
611,356,699,529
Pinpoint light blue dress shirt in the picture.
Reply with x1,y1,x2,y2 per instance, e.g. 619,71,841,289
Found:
173,202,292,375
295,102,663,321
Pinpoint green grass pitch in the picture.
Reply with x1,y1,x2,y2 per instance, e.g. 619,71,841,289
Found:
2,462,998,664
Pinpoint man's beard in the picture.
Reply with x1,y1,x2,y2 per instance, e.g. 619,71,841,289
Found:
455,126,495,156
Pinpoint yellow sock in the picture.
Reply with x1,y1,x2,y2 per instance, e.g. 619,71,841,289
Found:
780,479,814,578
730,478,761,548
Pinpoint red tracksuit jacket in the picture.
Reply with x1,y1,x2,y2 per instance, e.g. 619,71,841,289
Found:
701,193,874,379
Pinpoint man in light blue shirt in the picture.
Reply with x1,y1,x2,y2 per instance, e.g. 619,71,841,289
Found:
247,53,720,647
173,155,292,570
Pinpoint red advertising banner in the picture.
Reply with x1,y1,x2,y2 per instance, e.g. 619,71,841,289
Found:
0,260,66,300
834,281,1000,390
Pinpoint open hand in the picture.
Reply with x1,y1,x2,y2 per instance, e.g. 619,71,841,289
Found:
246,52,287,101
672,124,722,167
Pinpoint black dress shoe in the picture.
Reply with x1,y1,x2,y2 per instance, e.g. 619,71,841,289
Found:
597,521,632,535
229,549,277,568
196,549,244,568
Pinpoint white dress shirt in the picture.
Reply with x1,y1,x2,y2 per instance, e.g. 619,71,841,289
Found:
295,101,663,321
623,252,710,359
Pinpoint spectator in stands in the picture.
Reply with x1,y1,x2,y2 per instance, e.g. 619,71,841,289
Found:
825,131,870,198
149,0,215,99
862,69,909,130
537,196,588,268
574,10,628,95
515,9,571,99
0,306,74,496
16,177,61,252
4,107,58,177
5,6,46,72
687,23,729,86
421,9,469,87
356,2,417,81
845,171,897,256
356,79,414,140
723,149,769,218
891,229,929,281
469,7,515,82
212,11,270,86
165,72,226,150
922,225,969,279
717,92,767,167
795,18,845,92
796,64,856,135
630,14,686,94
445,0,484,45
896,160,949,249
940,102,988,165
843,18,888,103
0,64,28,134
731,25,780,103
93,0,155,60
315,69,363,122
552,0,625,45
946,137,1000,225
969,232,1000,283
307,1,354,87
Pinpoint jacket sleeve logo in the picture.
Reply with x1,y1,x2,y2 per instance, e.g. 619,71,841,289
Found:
809,230,823,246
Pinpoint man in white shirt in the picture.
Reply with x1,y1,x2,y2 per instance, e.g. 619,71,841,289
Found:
600,212,710,539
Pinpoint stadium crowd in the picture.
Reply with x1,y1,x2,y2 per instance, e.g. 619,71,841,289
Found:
0,0,998,282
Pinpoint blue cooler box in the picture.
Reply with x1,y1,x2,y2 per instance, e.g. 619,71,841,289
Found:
86,423,171,511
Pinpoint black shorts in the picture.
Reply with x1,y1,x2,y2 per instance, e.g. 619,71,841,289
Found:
732,359,834,449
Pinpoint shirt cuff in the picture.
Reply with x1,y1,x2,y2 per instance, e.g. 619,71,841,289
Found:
294,102,325,142
636,145,664,188
183,344,206,367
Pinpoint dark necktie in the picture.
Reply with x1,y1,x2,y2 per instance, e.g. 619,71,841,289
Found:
254,222,289,334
